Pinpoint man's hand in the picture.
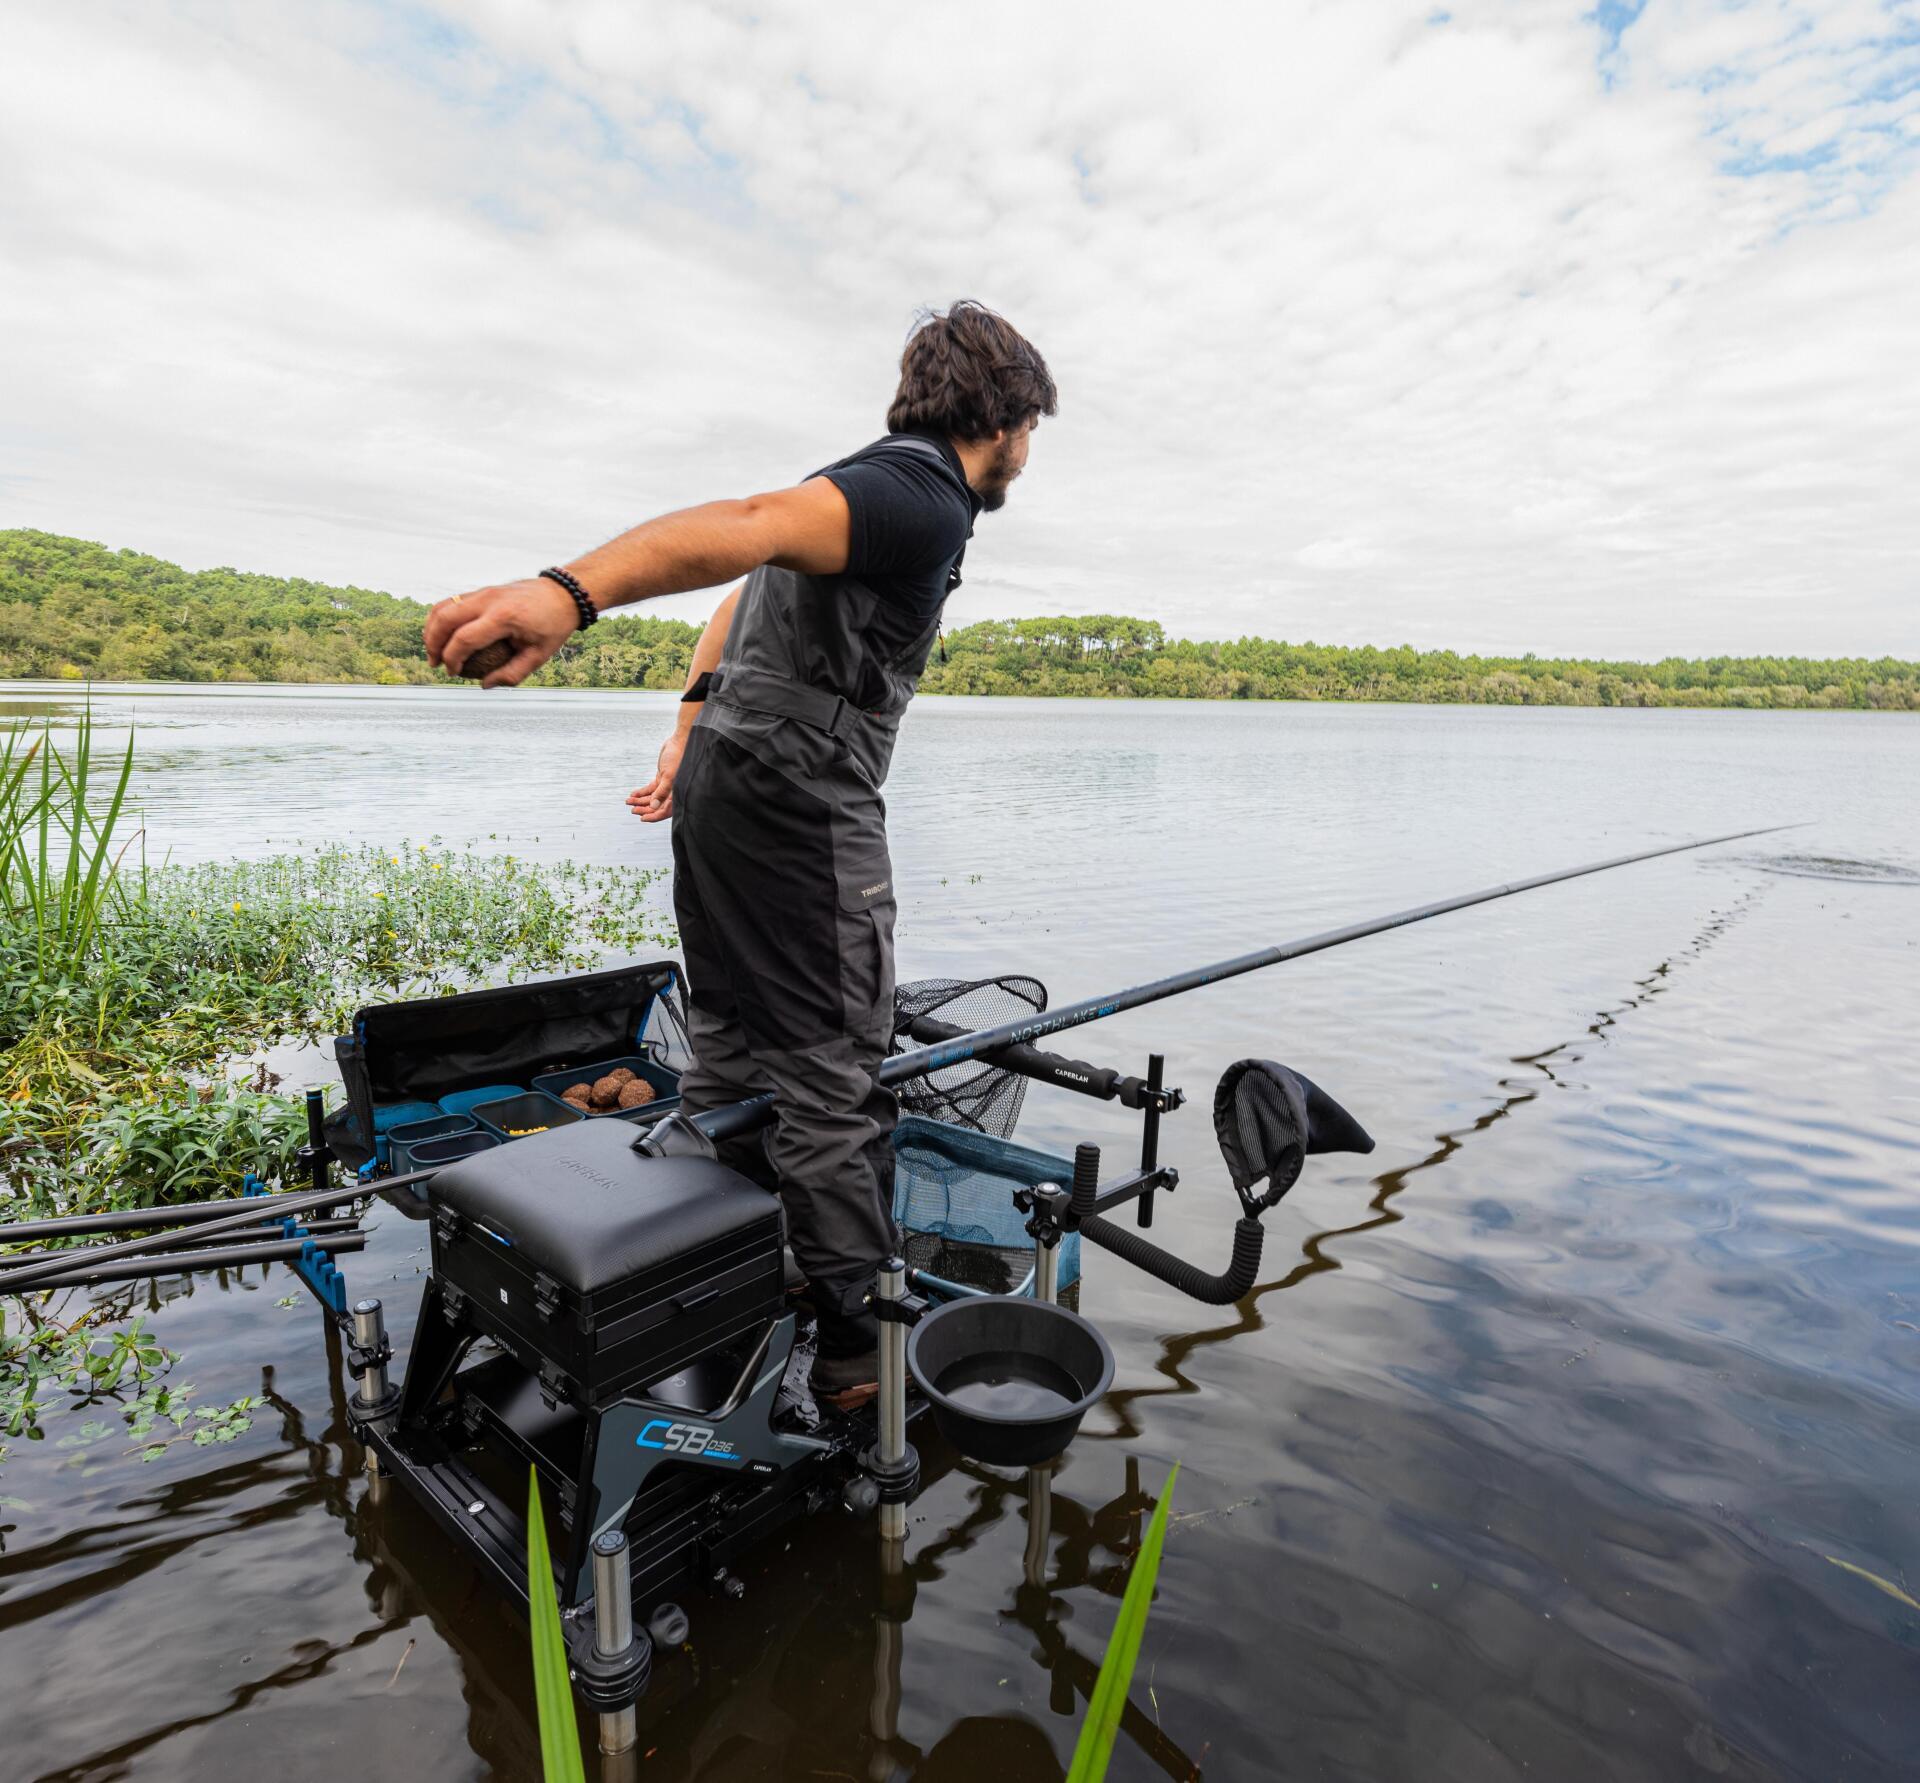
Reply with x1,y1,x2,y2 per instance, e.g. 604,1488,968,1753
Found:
628,730,687,823
424,577,580,688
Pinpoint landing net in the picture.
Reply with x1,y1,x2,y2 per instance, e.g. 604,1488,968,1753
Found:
890,976,1080,1308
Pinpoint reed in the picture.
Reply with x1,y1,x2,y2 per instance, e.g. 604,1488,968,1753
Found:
0,708,138,984
1067,1463,1179,1782
527,1465,587,1782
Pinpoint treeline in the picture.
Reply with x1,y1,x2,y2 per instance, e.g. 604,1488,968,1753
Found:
0,529,700,689
3,531,1914,710
919,617,1920,709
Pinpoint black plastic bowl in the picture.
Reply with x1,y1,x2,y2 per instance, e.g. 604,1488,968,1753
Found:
906,1295,1114,1467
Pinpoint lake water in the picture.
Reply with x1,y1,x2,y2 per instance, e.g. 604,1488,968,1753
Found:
2,682,1917,1782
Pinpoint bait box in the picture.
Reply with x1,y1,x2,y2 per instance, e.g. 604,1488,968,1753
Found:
389,1112,477,1173
439,1084,527,1120
531,1056,680,1117
409,1130,501,1168
470,1091,583,1141
425,1117,785,1408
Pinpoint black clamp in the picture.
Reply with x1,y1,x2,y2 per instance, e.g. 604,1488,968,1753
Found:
566,1622,651,1711
345,1332,393,1377
1116,1078,1186,1114
859,1441,921,1506
1015,1178,1074,1245
536,1359,574,1411
869,1291,929,1329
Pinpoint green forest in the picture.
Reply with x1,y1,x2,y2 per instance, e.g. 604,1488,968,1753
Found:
3,528,1915,709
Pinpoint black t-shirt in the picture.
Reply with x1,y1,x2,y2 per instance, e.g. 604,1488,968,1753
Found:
814,433,980,654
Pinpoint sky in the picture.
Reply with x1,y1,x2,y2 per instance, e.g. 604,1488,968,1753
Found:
1,0,1916,658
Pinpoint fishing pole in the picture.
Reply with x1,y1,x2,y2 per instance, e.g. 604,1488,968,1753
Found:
693,821,1796,1142
0,823,1789,1292
0,1178,390,1296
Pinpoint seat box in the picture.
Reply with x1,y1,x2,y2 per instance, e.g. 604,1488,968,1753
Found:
426,1118,785,1408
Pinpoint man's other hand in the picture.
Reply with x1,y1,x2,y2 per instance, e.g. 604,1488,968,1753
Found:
425,577,580,688
628,731,687,823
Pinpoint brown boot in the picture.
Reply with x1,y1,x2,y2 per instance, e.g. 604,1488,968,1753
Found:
810,1347,879,1412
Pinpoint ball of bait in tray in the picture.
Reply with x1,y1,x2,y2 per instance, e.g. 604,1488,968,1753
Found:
591,1073,626,1107
617,1079,656,1108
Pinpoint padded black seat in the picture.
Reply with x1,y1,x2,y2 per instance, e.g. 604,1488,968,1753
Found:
428,1116,777,1295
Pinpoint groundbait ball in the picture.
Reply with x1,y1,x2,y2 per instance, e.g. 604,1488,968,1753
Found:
560,1084,594,1109
606,1067,636,1089
617,1079,656,1109
590,1073,627,1108
457,639,515,680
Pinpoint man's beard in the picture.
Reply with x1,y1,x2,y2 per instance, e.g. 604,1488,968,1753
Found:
976,436,1022,512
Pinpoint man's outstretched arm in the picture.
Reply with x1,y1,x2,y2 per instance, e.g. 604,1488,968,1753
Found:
425,478,852,688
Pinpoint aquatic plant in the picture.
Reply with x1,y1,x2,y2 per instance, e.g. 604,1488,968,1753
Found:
0,1314,171,1448
1067,1463,1179,1782
0,716,676,1224
0,706,137,985
526,1465,587,1782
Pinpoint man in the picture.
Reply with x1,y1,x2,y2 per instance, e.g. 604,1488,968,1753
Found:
425,300,1056,1407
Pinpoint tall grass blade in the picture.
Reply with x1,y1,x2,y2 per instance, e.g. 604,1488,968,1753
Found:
1066,1462,1180,1783
0,708,137,978
526,1465,587,1782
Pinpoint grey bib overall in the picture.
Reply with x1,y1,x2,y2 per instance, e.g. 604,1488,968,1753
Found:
669,437,964,1355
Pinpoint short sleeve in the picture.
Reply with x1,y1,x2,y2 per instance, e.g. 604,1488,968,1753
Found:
821,448,970,582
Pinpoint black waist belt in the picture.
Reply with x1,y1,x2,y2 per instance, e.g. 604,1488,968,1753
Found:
706,666,874,739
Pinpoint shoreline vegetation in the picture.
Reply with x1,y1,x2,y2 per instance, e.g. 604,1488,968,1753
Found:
5,528,1916,711
1,708,674,1467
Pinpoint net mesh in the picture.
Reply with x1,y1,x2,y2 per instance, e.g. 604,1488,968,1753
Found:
890,1117,1082,1308
891,974,1047,1139
889,974,1078,1308
641,979,694,1075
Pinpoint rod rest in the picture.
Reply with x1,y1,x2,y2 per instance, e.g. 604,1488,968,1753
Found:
1077,1213,1264,1307
903,1016,1179,1111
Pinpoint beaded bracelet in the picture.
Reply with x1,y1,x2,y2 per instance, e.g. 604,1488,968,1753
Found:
538,565,599,630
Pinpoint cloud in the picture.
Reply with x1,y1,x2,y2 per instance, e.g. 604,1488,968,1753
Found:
1297,538,1388,571
0,0,1915,657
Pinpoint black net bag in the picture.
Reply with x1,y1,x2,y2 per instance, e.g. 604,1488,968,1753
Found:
891,974,1048,1139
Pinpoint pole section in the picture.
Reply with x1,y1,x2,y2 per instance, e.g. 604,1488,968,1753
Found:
695,822,1791,1142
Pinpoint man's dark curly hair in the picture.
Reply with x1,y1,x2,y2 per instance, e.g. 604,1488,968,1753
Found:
887,300,1057,442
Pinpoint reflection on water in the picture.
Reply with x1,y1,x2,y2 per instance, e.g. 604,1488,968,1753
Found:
2,684,1918,1781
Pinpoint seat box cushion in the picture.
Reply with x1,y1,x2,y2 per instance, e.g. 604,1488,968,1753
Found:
428,1118,777,1296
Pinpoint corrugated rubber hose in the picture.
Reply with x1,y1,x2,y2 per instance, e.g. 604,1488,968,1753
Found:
1078,1213,1265,1306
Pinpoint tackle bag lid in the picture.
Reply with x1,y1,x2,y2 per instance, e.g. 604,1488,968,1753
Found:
347,958,681,1105
428,1116,778,1294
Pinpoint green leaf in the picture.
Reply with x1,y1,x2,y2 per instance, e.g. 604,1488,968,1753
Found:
1066,1463,1180,1783
526,1465,586,1783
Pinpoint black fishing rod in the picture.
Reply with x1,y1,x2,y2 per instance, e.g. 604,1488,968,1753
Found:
0,823,1787,1293
694,821,1793,1143
0,1180,388,1296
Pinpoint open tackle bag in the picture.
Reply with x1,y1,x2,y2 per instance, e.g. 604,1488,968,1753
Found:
889,976,1082,1309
